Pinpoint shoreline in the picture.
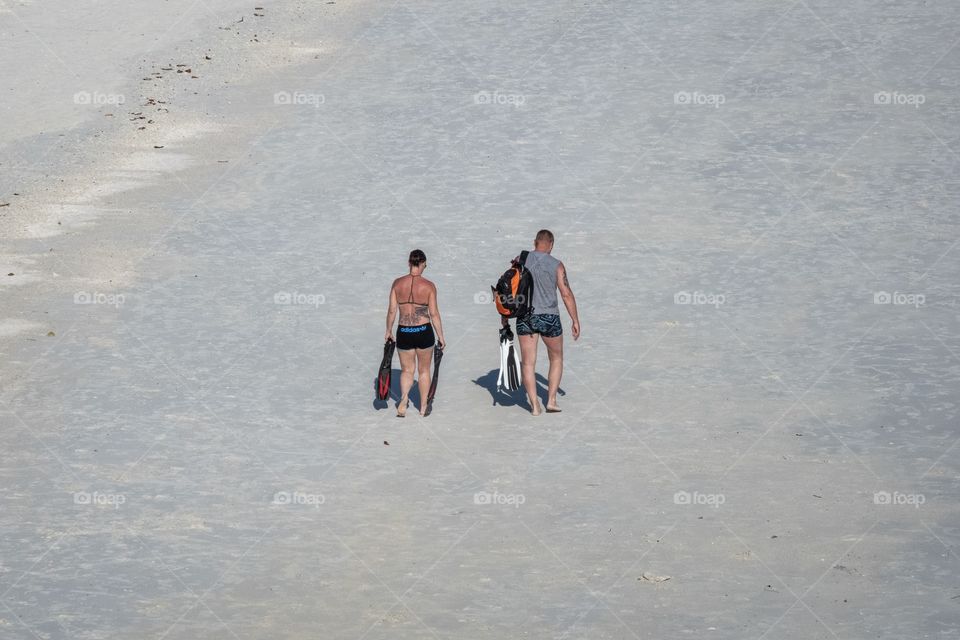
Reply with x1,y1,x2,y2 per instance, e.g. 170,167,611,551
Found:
0,0,368,343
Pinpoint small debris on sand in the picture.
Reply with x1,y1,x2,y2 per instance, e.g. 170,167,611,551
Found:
833,564,861,576
639,572,670,583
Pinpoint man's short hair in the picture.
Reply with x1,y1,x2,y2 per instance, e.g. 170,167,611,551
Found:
535,229,554,244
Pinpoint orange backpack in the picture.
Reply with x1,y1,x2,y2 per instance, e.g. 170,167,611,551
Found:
491,251,534,319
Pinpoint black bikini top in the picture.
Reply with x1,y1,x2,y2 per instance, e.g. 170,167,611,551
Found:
398,274,428,306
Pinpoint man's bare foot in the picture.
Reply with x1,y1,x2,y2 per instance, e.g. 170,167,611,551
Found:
396,398,408,418
545,404,562,413
530,402,542,416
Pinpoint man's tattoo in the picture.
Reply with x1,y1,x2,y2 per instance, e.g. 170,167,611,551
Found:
562,271,570,288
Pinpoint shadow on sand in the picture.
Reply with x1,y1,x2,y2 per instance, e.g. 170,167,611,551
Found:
374,368,565,412
473,369,565,410
372,367,425,412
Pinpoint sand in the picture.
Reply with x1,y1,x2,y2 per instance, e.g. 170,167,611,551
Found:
1,0,959,638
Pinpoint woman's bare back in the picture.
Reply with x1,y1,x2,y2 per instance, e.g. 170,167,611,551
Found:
394,274,435,326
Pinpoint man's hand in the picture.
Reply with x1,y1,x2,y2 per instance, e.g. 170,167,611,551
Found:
384,330,393,343
571,320,580,340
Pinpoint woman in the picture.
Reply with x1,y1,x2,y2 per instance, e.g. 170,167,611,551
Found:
385,249,446,417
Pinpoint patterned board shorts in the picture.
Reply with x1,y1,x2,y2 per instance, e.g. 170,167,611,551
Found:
516,313,563,338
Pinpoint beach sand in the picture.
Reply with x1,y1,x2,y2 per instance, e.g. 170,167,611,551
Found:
1,1,959,638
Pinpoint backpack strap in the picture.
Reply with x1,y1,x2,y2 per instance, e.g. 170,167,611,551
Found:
517,250,529,268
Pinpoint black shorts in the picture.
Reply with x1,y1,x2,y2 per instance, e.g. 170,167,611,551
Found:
397,323,435,350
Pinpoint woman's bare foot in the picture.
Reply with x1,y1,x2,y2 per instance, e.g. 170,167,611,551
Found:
396,398,409,418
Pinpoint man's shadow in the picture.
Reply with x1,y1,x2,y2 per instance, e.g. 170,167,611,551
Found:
473,369,564,410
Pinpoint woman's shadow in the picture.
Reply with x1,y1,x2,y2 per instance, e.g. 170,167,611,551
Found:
473,369,564,410
372,368,423,411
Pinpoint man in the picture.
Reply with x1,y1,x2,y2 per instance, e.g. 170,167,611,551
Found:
515,229,580,415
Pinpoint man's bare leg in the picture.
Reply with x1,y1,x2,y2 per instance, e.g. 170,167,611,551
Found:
518,333,541,415
542,334,564,411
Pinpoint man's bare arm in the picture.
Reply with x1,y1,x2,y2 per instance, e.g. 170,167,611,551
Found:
557,262,580,339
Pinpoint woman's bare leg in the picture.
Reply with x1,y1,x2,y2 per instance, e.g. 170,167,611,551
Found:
415,346,434,415
397,348,416,416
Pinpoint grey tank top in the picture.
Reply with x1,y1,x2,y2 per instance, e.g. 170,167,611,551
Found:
524,250,560,315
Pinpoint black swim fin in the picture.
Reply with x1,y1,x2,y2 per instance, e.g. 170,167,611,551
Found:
377,338,395,401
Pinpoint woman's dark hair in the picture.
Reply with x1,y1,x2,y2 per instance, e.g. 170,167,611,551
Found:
408,249,426,267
